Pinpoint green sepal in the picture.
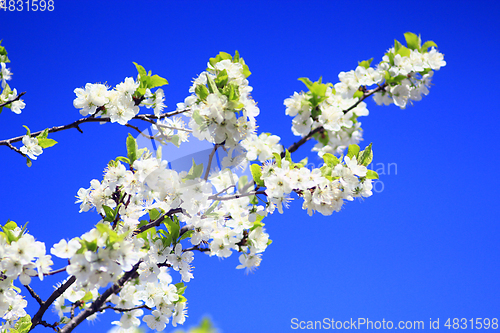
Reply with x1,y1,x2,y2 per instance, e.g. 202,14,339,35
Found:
365,170,379,179
26,156,32,167
250,164,264,187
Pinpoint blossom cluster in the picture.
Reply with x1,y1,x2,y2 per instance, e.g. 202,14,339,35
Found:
0,223,53,330
0,42,26,114
259,148,374,216
284,33,446,157
177,52,259,147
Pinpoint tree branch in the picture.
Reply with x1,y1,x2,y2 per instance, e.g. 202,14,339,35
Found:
0,108,191,148
284,83,388,156
133,207,184,235
24,284,43,306
59,262,141,333
0,91,26,108
30,276,76,331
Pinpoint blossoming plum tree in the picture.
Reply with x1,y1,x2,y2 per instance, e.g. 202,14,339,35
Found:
0,33,446,333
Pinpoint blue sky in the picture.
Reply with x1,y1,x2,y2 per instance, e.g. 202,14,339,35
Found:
1,1,500,332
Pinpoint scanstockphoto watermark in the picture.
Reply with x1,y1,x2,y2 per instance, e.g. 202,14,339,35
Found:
0,0,55,11
291,317,429,330
290,317,499,330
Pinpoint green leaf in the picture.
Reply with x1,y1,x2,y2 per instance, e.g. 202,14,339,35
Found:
394,39,403,53
284,149,292,164
233,50,240,62
148,74,168,88
175,282,187,295
352,90,363,99
396,46,411,58
37,138,57,149
250,164,264,187
165,216,180,243
3,220,18,230
421,40,438,52
37,128,49,139
23,125,31,136
358,143,373,166
149,208,161,221
238,175,248,192
185,159,204,180
323,153,339,168
180,230,194,241
195,84,209,101
115,156,130,165
126,134,138,166
272,153,282,168
214,69,228,88
298,77,313,90
14,314,32,333
133,62,147,77
206,73,218,94
404,32,420,50
313,130,329,146
347,144,360,159
102,205,115,222
358,58,373,69
365,170,379,179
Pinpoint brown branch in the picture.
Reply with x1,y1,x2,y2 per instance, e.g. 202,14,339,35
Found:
204,144,221,180
24,284,43,306
133,207,184,236
0,108,191,148
45,266,68,276
208,190,266,201
30,276,76,332
0,91,26,108
59,262,142,333
99,304,151,313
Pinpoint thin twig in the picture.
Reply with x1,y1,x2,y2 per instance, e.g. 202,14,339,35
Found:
59,262,142,333
0,91,26,108
133,207,184,235
99,304,151,313
204,144,220,180
24,284,43,306
209,190,266,201
30,276,76,331
45,266,68,276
